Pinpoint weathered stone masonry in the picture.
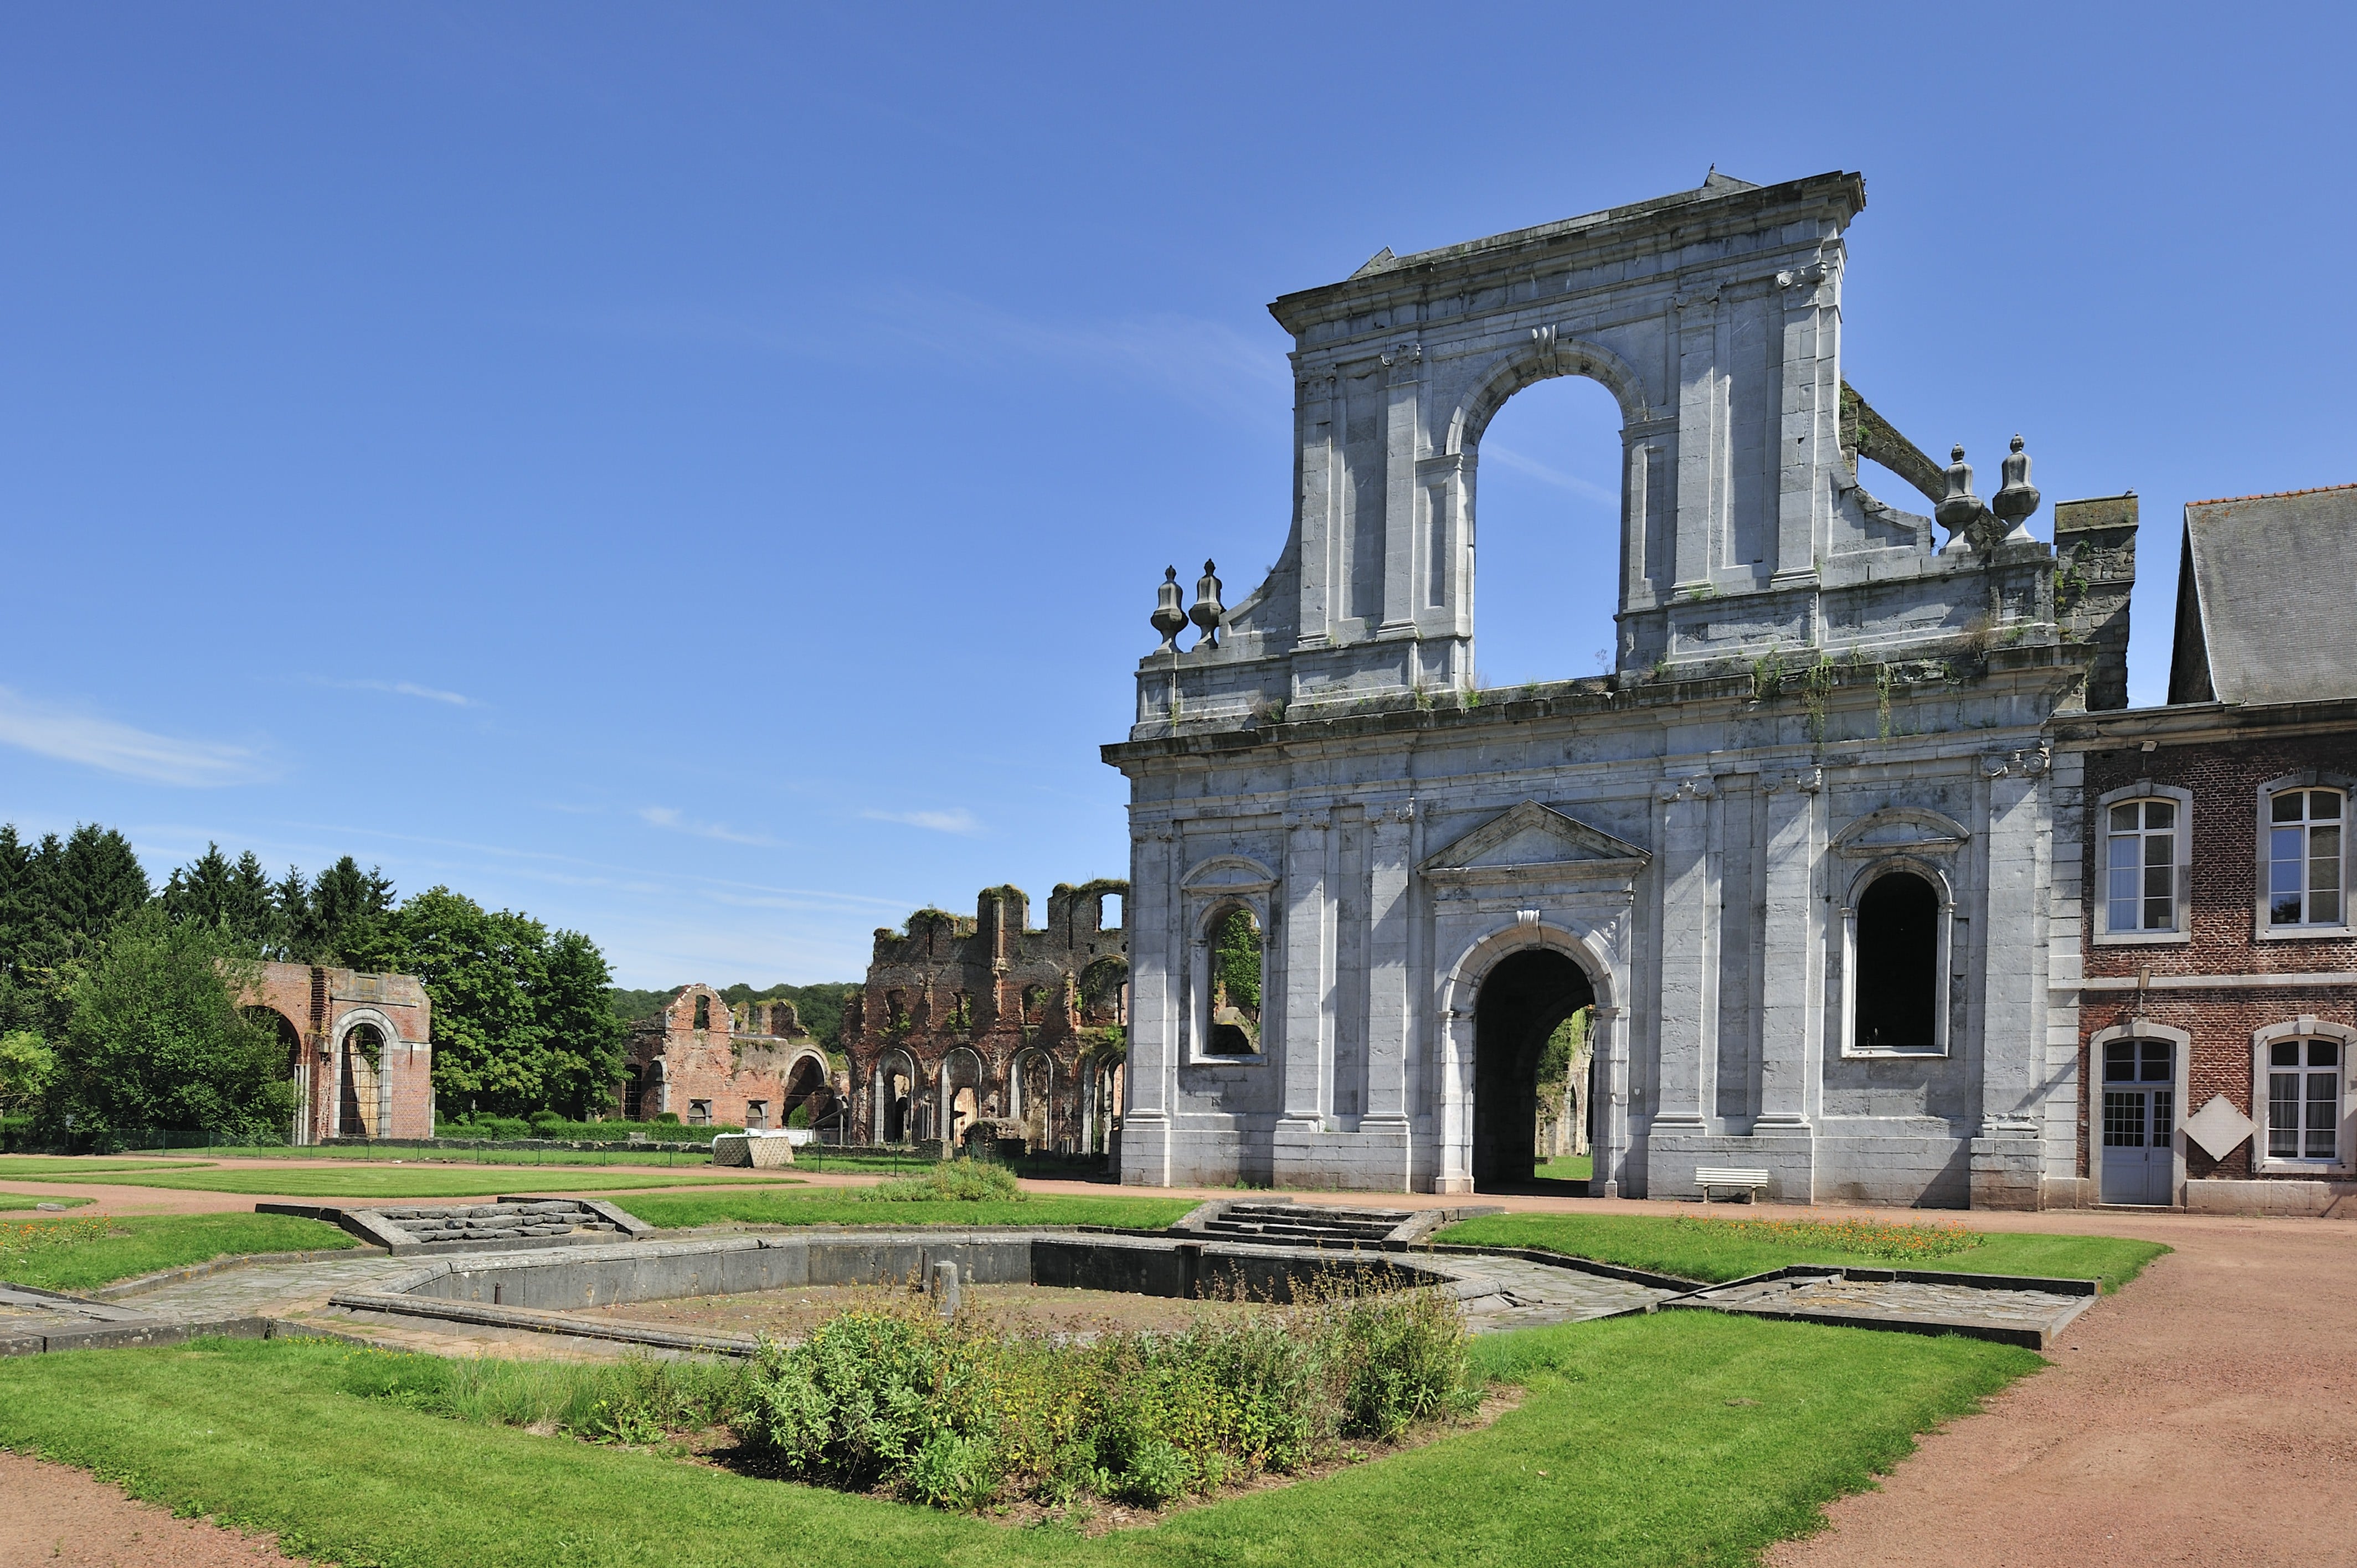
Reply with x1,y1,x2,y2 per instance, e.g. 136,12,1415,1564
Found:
841,882,1128,1154
243,961,433,1144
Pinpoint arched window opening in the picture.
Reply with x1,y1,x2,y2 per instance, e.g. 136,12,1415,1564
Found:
886,990,911,1031
1206,907,1262,1054
1473,949,1594,1188
1466,374,1627,688
878,1050,915,1143
943,1049,984,1149
950,991,974,1031
1855,871,1939,1052
1079,956,1129,1027
338,1022,385,1138
1100,892,1124,931
692,993,711,1031
621,1065,645,1121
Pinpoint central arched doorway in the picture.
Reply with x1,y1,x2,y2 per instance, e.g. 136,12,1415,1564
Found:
1473,948,1594,1187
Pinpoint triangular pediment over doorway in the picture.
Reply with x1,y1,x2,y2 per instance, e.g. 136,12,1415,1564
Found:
1418,801,1650,884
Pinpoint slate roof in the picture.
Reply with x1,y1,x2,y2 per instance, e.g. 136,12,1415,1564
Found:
2168,482,2357,705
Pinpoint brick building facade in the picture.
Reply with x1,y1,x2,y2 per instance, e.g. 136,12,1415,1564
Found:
619,984,842,1132
242,961,433,1144
841,881,1128,1155
2057,485,2357,1211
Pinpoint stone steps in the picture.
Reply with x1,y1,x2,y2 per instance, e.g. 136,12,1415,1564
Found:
1197,1203,1414,1248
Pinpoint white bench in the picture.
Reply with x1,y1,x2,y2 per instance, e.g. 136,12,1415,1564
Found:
1694,1166,1771,1203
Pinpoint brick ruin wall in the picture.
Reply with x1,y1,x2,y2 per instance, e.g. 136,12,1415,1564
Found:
842,879,1128,1153
244,961,434,1142
620,986,841,1131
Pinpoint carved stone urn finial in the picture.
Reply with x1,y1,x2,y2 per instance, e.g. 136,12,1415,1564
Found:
1990,434,2041,544
1934,443,1982,554
1151,566,1187,652
1190,559,1224,650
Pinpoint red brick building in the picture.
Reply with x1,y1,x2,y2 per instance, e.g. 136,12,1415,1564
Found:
2061,485,2357,1211
241,961,433,1144
618,984,842,1133
841,881,1128,1155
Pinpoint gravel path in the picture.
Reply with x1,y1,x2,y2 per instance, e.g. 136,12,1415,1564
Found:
1765,1210,2357,1568
0,1450,303,1566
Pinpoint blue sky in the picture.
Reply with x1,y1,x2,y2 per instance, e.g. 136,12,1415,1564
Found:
5,4,2352,986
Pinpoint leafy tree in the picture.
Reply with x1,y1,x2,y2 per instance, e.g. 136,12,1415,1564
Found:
349,888,622,1120
1212,907,1262,1017
0,1029,55,1116
45,907,293,1141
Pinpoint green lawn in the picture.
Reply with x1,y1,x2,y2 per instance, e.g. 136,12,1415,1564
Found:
1533,1154,1592,1183
0,1157,218,1176
0,1316,2037,1568
184,1144,732,1169
0,1193,92,1211
1437,1213,2166,1293
1,1213,356,1292
16,1166,806,1199
614,1189,1197,1231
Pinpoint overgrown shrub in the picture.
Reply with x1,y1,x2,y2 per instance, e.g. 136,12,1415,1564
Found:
864,1160,1025,1203
735,1278,1479,1512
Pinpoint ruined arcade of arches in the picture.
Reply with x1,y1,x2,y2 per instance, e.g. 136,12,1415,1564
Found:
842,882,1130,1156
1107,170,2122,1206
243,961,434,1144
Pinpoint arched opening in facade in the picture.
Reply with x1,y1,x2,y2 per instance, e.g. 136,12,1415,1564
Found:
782,1054,831,1133
1855,871,1939,1052
1008,1048,1054,1146
1463,373,1628,687
692,993,711,1030
877,1049,917,1143
1079,955,1130,1028
620,1065,645,1121
1204,906,1261,1054
1472,948,1594,1187
941,1047,984,1148
338,1022,386,1138
245,1007,306,1142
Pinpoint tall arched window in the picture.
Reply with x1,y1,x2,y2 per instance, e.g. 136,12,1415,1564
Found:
1206,906,1262,1055
1851,870,1941,1055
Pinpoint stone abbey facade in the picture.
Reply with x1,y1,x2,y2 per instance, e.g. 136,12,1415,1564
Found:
1104,170,2128,1205
841,883,1128,1155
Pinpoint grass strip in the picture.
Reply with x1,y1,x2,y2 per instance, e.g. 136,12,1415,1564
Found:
16,1167,807,1198
0,1157,217,1175
615,1189,1198,1231
1437,1213,2166,1292
0,1315,2036,1568
0,1213,356,1292
184,1144,726,1168
0,1193,94,1211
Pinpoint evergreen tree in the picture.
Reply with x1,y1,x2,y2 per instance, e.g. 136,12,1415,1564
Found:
161,844,282,953
11,825,151,977
291,855,395,963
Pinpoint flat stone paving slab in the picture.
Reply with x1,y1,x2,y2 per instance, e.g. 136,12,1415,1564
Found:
1674,1272,2096,1348
1444,1254,1681,1330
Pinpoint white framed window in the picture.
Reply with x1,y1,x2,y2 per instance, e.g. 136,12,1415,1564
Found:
2252,1020,2357,1175
2095,782,2193,945
745,1100,768,1129
2266,787,2345,930
687,1098,712,1127
1839,859,1953,1058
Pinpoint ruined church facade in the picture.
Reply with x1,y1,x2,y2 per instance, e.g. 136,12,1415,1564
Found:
1105,171,2121,1206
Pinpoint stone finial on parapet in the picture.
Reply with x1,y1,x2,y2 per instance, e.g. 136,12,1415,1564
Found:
1190,560,1224,651
1992,434,2042,544
1151,566,1187,652
1936,444,1984,554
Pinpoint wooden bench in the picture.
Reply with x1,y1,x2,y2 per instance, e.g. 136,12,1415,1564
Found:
1694,1166,1771,1203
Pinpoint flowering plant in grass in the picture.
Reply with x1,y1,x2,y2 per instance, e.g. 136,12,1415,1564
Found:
0,1215,113,1263
1674,1213,1984,1262
737,1278,1479,1511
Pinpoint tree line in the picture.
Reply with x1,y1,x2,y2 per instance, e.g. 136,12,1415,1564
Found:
0,823,624,1142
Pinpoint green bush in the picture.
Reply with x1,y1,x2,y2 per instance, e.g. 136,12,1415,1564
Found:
527,1110,564,1132
735,1279,1478,1512
652,1111,679,1125
863,1160,1025,1203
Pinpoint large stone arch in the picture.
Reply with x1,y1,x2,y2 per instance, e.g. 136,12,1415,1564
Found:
1435,920,1625,1196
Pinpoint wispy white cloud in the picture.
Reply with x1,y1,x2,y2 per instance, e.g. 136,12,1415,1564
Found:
1482,442,1618,506
637,805,783,848
860,806,981,835
312,677,481,708
0,687,270,786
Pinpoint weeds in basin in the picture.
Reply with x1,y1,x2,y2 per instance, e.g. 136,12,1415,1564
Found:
1673,1213,1984,1264
334,1345,747,1445
737,1275,1480,1512
862,1160,1026,1203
